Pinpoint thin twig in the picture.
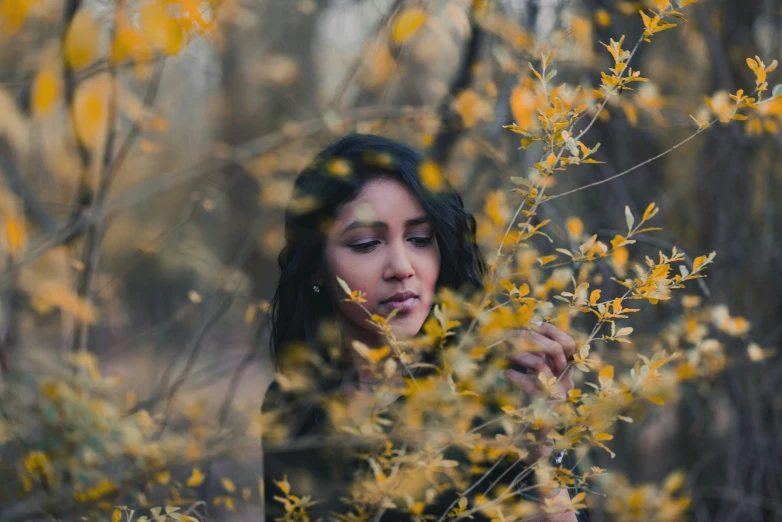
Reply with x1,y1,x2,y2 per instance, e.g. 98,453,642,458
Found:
544,118,717,202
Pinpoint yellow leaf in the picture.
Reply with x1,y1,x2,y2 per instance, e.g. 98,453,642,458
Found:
454,90,493,128
352,340,390,364
676,362,697,380
0,0,32,34
692,255,706,271
140,3,185,55
244,305,257,325
546,153,556,167
642,202,657,221
756,67,767,85
393,8,428,44
139,139,161,153
5,216,26,258
663,470,685,493
518,304,534,327
566,217,584,238
468,345,489,359
610,235,626,250
746,57,759,72
336,276,352,297
64,9,99,70
156,471,170,484
639,10,652,33
599,365,614,382
221,477,236,493
73,78,110,149
32,281,97,324
615,327,633,336
327,158,352,178
274,476,291,496
595,8,611,27
112,508,122,522
32,70,59,115
613,247,629,267
645,395,665,405
588,289,601,306
485,191,509,226
419,161,444,191
510,84,538,129
112,22,148,63
185,467,205,487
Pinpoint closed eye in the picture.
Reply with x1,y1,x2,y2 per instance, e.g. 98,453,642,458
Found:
349,241,380,252
349,237,433,252
409,236,434,247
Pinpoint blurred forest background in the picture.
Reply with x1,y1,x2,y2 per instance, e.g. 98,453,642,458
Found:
1,0,781,520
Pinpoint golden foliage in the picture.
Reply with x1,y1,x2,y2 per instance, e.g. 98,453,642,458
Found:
64,9,99,70
73,76,111,150
3,0,776,519
32,69,60,115
392,8,428,44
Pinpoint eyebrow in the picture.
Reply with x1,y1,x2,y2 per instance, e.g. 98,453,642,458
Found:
341,215,430,233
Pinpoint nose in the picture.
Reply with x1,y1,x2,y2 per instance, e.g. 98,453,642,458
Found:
383,239,415,281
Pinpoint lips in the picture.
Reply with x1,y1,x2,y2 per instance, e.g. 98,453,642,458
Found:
380,291,419,313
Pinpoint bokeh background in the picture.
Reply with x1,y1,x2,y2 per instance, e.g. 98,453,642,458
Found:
1,0,781,520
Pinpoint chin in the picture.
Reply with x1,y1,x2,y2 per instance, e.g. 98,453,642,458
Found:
390,318,425,340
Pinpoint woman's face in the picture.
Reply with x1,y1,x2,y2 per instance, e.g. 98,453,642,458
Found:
323,177,441,344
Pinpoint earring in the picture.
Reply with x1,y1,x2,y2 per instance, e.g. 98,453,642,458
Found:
313,285,321,293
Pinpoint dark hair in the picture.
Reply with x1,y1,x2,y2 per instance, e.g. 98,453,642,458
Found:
268,134,486,371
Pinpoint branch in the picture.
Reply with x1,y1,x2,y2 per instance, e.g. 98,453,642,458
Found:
544,119,716,202
326,0,405,111
429,0,485,166
70,59,167,351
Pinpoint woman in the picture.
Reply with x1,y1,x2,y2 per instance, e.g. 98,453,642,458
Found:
262,134,588,521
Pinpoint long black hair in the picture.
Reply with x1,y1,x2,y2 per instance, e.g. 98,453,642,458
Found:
268,134,486,371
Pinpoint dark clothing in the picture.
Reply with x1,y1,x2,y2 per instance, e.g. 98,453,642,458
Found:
262,357,591,522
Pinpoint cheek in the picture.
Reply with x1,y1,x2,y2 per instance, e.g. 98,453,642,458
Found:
326,249,382,303
419,248,441,295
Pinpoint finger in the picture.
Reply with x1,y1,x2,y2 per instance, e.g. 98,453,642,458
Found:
518,331,567,375
502,369,538,396
507,352,555,380
533,322,578,360
558,368,574,394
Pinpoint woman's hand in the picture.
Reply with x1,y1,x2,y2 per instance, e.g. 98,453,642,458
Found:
502,321,577,461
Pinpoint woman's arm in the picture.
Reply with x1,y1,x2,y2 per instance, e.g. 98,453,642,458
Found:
501,322,583,522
